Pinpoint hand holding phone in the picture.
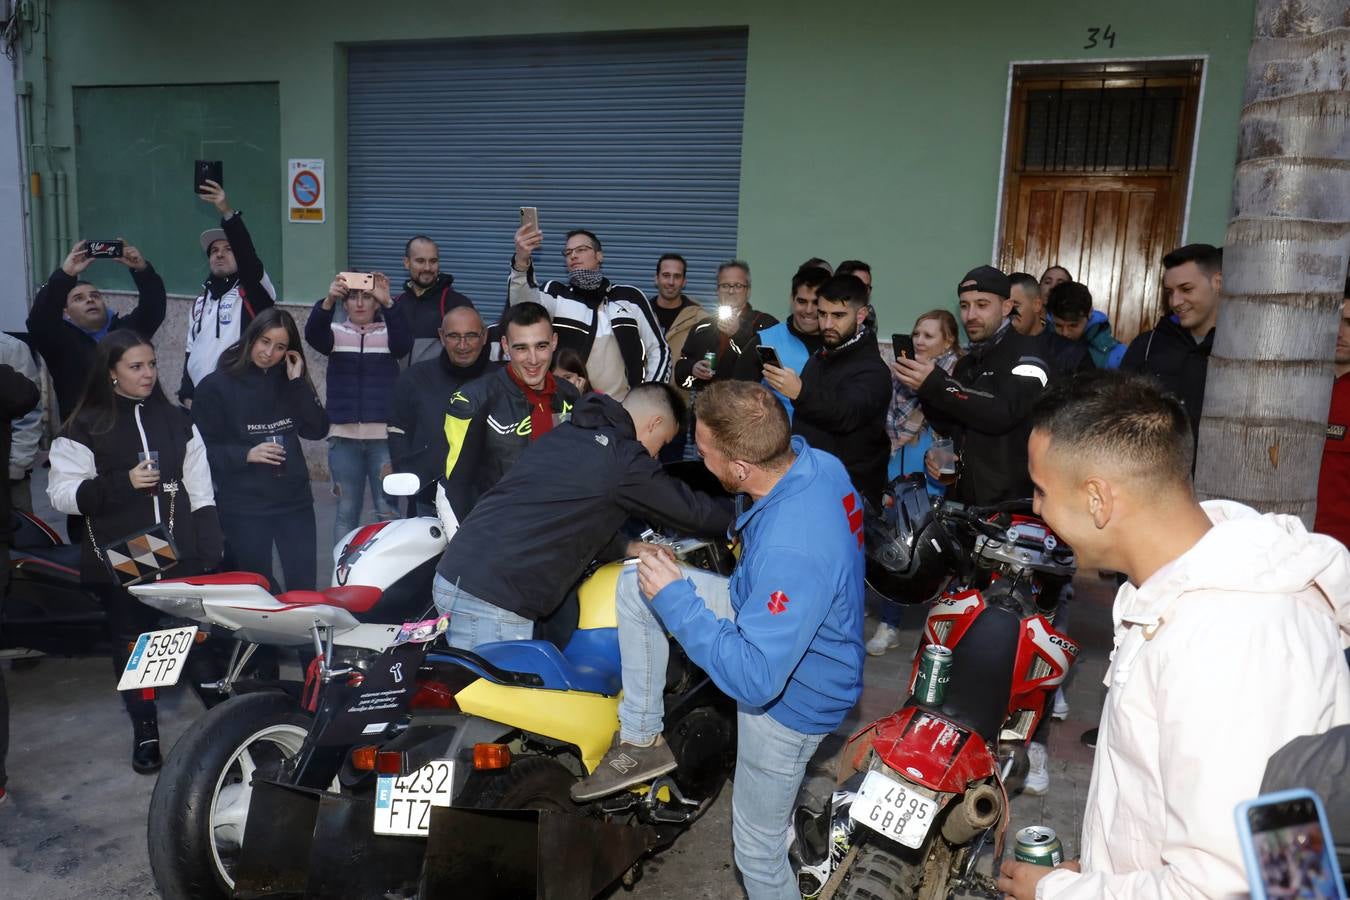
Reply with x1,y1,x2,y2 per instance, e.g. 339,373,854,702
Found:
338,272,375,291
1236,789,1347,900
194,160,223,193
755,344,782,369
87,240,124,259
892,333,916,360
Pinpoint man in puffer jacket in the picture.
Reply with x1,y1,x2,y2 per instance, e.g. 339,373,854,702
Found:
304,272,412,547
996,371,1350,900
1046,281,1126,369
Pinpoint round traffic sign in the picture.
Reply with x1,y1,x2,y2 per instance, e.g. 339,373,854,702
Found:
291,170,321,207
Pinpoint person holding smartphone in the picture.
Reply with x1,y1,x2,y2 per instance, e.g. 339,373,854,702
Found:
46,332,222,774
192,309,328,592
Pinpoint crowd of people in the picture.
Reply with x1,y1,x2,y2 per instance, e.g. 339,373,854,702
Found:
0,171,1347,900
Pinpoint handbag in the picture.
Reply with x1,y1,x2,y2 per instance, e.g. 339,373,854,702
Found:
87,481,181,587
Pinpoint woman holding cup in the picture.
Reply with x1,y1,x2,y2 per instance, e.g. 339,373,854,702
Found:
47,331,223,772
192,308,328,593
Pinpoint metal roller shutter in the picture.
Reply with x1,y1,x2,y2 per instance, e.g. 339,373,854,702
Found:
346,28,748,312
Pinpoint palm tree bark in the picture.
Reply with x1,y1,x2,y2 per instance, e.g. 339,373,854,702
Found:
1195,0,1350,524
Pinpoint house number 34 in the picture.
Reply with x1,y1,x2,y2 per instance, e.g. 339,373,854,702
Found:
1084,25,1118,49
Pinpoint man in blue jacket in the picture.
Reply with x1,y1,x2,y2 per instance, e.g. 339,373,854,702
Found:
572,380,865,900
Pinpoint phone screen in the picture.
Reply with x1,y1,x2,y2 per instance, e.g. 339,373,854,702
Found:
892,333,916,360
1246,796,1344,899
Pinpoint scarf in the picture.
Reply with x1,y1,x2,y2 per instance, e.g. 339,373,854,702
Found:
818,323,869,360
965,317,1011,358
568,269,605,293
506,366,559,440
886,348,959,451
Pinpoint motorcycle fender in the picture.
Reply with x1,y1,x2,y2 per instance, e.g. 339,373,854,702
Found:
868,707,998,794
359,713,516,802
455,678,618,773
837,720,881,783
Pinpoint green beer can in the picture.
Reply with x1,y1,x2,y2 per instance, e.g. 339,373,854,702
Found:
704,351,717,375
1014,825,1064,867
913,644,952,705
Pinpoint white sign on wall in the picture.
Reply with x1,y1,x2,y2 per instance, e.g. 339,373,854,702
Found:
287,158,325,223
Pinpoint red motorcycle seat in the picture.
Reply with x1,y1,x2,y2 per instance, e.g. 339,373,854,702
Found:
165,572,272,588
277,586,383,614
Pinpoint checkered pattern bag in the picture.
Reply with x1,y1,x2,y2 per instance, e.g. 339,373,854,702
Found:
87,482,181,587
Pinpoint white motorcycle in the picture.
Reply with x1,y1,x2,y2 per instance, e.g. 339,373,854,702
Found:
129,474,452,900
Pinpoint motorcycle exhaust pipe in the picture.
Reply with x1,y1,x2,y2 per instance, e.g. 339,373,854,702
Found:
941,782,1002,845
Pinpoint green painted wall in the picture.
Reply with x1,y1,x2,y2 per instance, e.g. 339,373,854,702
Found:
22,0,1253,333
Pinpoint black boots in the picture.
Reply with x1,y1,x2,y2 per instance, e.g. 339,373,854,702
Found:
132,718,162,774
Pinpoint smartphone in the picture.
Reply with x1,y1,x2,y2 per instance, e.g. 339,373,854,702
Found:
86,240,124,259
755,344,782,369
892,333,916,360
338,272,375,291
718,305,734,321
1235,789,1347,900
194,159,223,192
519,206,539,233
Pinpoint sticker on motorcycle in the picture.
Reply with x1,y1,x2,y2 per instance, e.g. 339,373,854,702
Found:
373,760,456,837
849,768,940,849
117,625,198,691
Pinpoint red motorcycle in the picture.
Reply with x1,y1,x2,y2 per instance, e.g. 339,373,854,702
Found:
792,475,1078,899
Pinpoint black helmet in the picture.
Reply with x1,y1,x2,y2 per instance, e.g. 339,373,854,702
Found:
864,474,963,604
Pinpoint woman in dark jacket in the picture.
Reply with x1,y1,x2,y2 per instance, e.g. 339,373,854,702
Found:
192,307,328,593
47,331,223,773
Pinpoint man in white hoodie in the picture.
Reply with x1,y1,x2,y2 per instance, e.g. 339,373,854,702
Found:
996,371,1350,899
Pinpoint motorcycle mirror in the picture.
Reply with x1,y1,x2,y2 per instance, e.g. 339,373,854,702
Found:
382,472,421,497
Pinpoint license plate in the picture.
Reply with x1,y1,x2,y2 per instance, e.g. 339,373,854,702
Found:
849,768,940,849
373,760,455,836
116,626,197,691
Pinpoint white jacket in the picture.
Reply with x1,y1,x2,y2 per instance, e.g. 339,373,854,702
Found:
1039,500,1350,900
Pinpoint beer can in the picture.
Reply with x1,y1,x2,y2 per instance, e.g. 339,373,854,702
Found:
704,351,717,375
913,644,952,705
1014,825,1064,867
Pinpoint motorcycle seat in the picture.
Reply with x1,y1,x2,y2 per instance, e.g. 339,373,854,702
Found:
10,544,82,581
474,639,621,696
166,572,272,588
277,586,383,615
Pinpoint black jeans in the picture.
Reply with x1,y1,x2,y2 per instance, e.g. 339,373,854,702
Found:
220,506,317,593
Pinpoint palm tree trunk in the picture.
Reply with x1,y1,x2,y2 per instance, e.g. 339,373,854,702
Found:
1195,0,1350,524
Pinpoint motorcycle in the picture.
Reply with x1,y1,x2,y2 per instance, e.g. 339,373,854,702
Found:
2,509,108,657
130,473,452,899
792,474,1078,899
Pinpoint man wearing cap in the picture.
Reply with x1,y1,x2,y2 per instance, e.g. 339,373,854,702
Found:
893,265,1050,505
179,179,277,405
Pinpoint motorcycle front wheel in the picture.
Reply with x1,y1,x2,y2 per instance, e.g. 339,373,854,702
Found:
146,691,310,900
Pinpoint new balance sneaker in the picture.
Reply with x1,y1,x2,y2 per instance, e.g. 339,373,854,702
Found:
570,735,677,802
865,623,902,657
1023,742,1049,796
1051,687,1070,720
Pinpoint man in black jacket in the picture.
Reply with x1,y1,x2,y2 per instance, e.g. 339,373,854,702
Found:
895,266,1049,505
763,274,891,506
394,235,477,366
27,239,167,420
432,384,733,649
388,305,493,515
1009,272,1093,380
1120,243,1222,464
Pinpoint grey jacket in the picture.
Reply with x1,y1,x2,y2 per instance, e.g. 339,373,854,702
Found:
0,333,44,480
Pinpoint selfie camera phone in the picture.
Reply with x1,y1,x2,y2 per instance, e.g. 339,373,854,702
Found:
519,206,539,232
756,345,782,368
194,159,223,192
338,272,375,291
892,333,916,360
87,240,124,259
1235,789,1347,900
718,305,735,321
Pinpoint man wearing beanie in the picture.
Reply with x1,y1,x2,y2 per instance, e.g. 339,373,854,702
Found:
893,265,1050,505
178,178,277,405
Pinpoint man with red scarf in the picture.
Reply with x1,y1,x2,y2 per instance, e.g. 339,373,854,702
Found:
436,302,579,526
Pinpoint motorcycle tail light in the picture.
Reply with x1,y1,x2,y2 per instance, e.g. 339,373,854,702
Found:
376,751,406,775
411,679,458,711
351,745,378,771
473,743,511,771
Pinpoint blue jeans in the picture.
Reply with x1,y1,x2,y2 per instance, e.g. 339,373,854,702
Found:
433,573,533,650
328,437,395,551
615,567,823,899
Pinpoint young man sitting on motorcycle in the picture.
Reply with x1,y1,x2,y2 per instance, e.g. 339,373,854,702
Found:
572,380,866,900
432,382,733,649
996,371,1350,900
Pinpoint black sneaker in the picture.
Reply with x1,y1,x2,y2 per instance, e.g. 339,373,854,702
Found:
570,736,677,802
132,719,162,775
1080,727,1098,749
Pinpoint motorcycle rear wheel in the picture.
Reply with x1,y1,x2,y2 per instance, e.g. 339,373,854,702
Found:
472,755,580,812
146,691,310,900
839,833,955,900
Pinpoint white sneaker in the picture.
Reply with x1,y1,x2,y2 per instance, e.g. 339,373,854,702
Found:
1024,742,1050,796
866,623,902,656
1052,687,1070,720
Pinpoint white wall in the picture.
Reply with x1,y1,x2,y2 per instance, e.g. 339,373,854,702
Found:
0,53,30,331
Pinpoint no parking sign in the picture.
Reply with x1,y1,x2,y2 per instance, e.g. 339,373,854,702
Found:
288,158,325,223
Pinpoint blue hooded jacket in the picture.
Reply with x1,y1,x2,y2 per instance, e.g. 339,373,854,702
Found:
650,436,865,734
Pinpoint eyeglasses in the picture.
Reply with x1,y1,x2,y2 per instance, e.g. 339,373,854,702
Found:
440,332,484,344
717,283,749,293
561,246,596,259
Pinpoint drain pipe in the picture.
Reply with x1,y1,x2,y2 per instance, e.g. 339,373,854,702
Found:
54,170,68,256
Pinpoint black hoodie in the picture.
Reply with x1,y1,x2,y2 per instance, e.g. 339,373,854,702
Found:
393,273,476,367
436,393,733,621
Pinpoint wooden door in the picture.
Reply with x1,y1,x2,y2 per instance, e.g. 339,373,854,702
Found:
997,63,1202,344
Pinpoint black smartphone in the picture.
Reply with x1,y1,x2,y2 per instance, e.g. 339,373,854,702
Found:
86,240,124,259
755,344,782,368
194,159,223,193
892,333,916,360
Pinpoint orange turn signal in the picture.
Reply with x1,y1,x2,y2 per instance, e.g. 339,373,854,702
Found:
473,743,511,771
350,745,378,771
194,631,209,644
